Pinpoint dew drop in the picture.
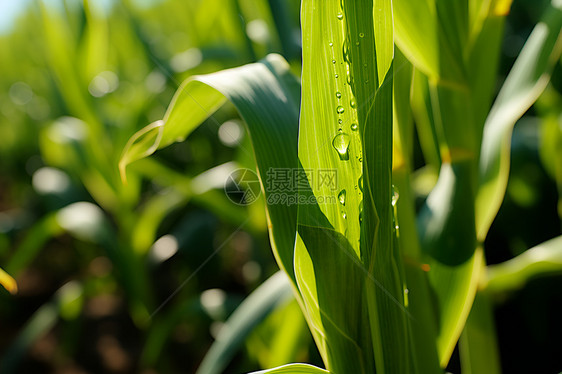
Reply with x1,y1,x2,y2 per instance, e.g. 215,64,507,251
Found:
336,91,342,99
392,185,400,207
338,119,343,124
335,74,339,78
336,12,343,20
342,41,351,63
358,175,363,192
336,105,345,114
359,33,365,38
338,189,347,205
351,123,358,131
358,157,362,162
329,42,333,47
350,99,356,108
355,41,360,46
359,200,364,224
332,59,336,64
332,132,351,160
342,212,347,220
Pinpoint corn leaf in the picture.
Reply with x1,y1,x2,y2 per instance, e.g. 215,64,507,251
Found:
129,158,251,232
393,0,439,79
295,1,416,372
120,54,301,285
477,1,562,239
249,364,329,374
6,214,63,275
402,0,513,366
196,272,294,374
484,235,562,293
393,49,442,373
252,298,311,368
459,292,501,374
410,70,441,169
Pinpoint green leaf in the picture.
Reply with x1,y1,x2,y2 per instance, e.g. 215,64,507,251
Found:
247,298,311,368
81,0,109,82
467,8,506,133
477,1,562,240
129,158,252,232
459,292,502,374
6,214,63,275
393,49,442,374
296,1,413,372
296,1,372,370
410,70,441,169
405,1,513,367
249,363,329,374
196,272,294,374
120,54,301,284
426,249,484,366
393,0,439,79
484,235,562,293
418,163,476,266
394,0,477,82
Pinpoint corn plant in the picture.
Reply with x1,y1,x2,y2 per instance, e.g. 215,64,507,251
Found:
117,0,562,373
0,0,299,371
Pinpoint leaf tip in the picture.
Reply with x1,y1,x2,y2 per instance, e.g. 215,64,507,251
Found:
0,268,17,295
119,120,165,185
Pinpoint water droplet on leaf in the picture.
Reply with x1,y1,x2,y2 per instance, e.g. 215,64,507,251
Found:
359,200,363,223
336,106,345,114
332,133,350,160
338,189,346,205
392,185,399,206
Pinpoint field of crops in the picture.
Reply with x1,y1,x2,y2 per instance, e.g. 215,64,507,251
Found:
0,0,561,373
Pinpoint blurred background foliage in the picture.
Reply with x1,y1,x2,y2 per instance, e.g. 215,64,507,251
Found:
0,0,560,373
